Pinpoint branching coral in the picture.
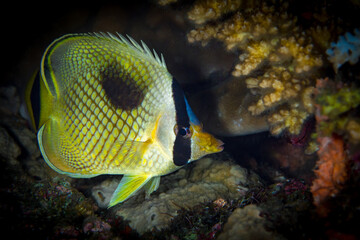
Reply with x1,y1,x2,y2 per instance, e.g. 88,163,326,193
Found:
187,3,323,135
187,0,243,24
188,5,290,50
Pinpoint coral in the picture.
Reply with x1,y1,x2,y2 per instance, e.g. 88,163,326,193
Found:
187,5,289,50
217,205,275,240
234,41,274,76
315,78,360,137
187,0,243,25
92,178,119,208
309,26,332,50
310,135,347,216
113,157,261,234
310,78,360,216
213,198,227,208
267,108,309,136
346,119,360,143
317,85,360,119
187,3,324,135
283,179,307,195
326,29,360,71
83,216,112,238
30,179,97,218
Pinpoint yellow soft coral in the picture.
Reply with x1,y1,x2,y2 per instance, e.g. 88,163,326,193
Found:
187,2,324,135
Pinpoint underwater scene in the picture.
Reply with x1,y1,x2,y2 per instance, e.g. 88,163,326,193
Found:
1,0,360,239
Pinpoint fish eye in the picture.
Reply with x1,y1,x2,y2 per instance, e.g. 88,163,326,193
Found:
173,125,192,138
179,128,187,136
180,127,191,138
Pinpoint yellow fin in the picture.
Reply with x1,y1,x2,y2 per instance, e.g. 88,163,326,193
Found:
108,175,152,208
40,35,72,99
144,176,160,197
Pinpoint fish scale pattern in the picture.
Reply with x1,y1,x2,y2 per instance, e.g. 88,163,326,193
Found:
55,35,172,174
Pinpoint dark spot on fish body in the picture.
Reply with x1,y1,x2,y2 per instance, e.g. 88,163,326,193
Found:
101,68,145,111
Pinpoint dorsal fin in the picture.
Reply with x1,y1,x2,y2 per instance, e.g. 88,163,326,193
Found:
91,32,168,69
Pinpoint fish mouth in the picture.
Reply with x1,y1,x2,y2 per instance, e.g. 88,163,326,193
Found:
216,139,225,151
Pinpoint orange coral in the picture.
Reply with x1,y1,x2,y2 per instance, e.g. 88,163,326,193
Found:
310,135,347,216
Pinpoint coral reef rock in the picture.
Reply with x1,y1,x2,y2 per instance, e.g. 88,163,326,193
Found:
0,126,21,163
217,204,277,240
92,178,119,208
112,157,261,234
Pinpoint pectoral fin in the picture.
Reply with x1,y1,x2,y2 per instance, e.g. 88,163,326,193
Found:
108,174,152,208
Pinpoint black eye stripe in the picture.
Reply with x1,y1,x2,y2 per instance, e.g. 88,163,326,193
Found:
173,134,191,166
172,79,190,128
171,78,191,166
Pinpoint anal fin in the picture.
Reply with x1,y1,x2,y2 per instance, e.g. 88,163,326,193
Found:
108,175,152,208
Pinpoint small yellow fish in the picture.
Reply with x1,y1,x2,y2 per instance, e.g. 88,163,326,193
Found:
26,33,223,207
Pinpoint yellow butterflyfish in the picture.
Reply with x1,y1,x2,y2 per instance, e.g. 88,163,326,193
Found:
25,33,223,208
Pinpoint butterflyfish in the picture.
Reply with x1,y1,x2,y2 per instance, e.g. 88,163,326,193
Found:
25,33,224,207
